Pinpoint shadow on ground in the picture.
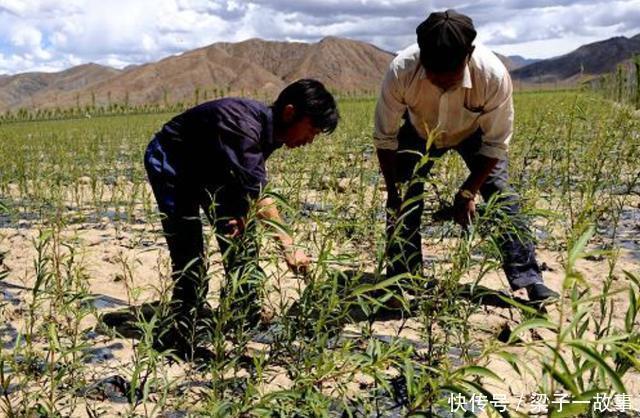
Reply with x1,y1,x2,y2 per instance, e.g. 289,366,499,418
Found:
97,268,535,342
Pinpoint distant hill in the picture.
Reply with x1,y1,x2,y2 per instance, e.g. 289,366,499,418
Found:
493,53,540,71
512,34,640,83
0,64,121,110
508,55,541,69
494,53,514,71
0,37,394,112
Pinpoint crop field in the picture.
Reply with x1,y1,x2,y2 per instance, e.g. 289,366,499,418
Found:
0,90,639,417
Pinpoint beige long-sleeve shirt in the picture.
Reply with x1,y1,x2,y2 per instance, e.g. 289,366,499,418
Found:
373,43,513,160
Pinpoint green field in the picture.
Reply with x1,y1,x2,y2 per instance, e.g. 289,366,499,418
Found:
0,91,639,417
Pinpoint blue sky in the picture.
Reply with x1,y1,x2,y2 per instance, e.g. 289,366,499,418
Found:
0,0,639,74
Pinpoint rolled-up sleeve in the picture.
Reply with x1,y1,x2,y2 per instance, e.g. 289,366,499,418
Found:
477,72,513,160
373,65,406,150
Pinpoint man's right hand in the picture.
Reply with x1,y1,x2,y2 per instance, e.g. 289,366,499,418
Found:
226,217,246,238
377,148,400,211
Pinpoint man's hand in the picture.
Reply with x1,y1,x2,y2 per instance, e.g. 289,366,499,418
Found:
377,148,399,210
256,196,310,274
284,248,310,274
225,217,246,238
453,190,476,228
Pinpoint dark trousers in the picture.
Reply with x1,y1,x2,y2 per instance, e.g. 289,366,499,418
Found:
144,136,265,324
386,120,543,290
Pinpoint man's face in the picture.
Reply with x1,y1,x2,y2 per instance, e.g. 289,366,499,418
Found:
423,51,472,91
283,116,321,148
425,68,464,91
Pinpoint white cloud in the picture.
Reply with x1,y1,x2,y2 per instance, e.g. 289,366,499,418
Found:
0,0,639,74
0,0,28,16
10,25,42,49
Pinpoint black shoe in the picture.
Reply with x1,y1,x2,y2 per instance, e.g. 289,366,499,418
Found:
151,323,189,357
526,283,560,303
220,305,268,337
152,332,215,364
151,313,215,363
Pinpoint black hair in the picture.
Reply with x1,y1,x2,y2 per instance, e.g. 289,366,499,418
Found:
416,9,476,73
272,79,339,134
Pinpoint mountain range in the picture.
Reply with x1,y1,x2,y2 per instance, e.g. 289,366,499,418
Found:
511,34,640,83
1,33,638,112
0,37,393,112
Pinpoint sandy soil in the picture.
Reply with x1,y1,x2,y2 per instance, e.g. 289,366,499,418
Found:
0,195,639,417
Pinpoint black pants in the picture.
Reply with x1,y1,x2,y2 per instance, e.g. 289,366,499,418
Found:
144,136,265,324
386,120,543,290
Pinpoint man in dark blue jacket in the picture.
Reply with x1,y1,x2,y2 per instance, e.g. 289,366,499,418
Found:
144,79,338,359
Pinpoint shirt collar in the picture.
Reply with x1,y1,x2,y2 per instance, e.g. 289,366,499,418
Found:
418,65,427,80
461,64,472,89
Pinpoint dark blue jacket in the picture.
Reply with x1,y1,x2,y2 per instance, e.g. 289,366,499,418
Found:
146,98,283,199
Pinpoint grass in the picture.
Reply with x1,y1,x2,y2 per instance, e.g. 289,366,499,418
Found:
0,90,638,416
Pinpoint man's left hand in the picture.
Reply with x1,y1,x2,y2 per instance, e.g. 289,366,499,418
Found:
284,249,310,274
453,191,476,228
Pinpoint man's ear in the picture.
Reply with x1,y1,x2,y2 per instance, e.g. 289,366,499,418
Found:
282,104,295,123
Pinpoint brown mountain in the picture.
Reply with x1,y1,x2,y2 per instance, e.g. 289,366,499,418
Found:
512,34,640,83
0,63,121,110
494,53,515,71
219,36,393,92
216,38,313,80
282,36,393,92
0,37,394,112
508,55,540,70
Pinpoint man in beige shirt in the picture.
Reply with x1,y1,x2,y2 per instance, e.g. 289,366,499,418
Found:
374,10,558,302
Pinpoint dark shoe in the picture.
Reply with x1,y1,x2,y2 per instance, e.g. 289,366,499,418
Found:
151,322,189,357
152,331,214,364
526,283,560,303
151,312,214,363
169,301,214,322
220,305,270,337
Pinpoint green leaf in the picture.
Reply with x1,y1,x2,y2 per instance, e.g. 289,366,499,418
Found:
623,270,640,289
548,400,590,418
626,285,638,333
560,305,590,341
508,319,557,344
349,275,402,297
590,334,631,346
454,365,502,382
567,342,626,393
615,348,640,371
542,363,578,395
495,294,540,315
547,389,604,418
567,226,594,269
461,380,512,418
495,351,521,376
261,218,292,237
